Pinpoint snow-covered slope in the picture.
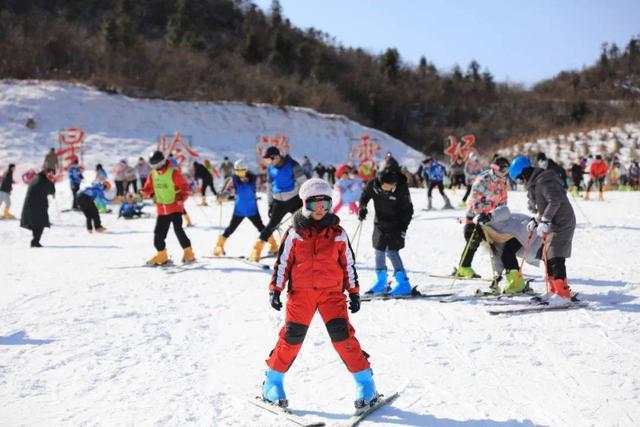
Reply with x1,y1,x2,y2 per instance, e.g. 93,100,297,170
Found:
0,80,423,173
1,184,640,426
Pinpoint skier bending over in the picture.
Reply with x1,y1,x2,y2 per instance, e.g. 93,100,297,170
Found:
509,155,577,304
77,182,109,233
480,205,542,294
454,157,510,278
141,151,195,265
359,165,414,296
213,160,267,256
262,178,378,411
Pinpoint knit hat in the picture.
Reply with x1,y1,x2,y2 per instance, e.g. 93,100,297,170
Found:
299,178,332,202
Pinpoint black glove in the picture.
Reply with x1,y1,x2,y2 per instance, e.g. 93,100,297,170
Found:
269,290,282,311
348,293,361,313
475,212,492,225
358,206,367,221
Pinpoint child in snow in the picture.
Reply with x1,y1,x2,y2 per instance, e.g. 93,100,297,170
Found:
213,160,266,256
509,155,577,304
77,182,108,233
422,158,453,210
454,156,510,279
141,151,195,265
94,164,108,183
118,193,145,219
68,158,84,210
480,205,543,294
332,165,363,215
358,165,414,296
1,163,16,219
262,178,378,411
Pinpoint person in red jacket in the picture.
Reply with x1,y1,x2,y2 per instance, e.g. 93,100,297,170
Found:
261,178,379,413
584,154,608,201
141,151,195,265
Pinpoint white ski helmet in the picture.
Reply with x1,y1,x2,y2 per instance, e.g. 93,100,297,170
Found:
234,159,247,171
299,178,332,202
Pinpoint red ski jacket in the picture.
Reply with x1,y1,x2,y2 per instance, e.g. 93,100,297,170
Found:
589,160,608,178
270,214,359,295
141,162,190,216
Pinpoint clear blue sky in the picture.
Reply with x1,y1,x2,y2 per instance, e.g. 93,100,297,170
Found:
253,0,640,86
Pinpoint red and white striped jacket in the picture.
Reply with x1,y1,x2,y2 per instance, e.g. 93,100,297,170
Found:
270,214,359,294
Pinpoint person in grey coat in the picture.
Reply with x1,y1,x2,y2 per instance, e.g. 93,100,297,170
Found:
482,206,542,294
509,155,576,303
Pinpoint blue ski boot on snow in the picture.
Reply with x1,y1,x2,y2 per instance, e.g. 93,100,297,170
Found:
353,368,379,410
366,270,388,294
262,368,288,408
388,271,412,297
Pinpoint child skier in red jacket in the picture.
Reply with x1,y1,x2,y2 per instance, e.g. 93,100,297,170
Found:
261,178,378,412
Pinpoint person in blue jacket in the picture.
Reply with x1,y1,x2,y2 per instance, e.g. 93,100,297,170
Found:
68,158,84,210
422,157,453,210
249,147,307,261
77,182,108,232
118,193,145,219
213,160,267,256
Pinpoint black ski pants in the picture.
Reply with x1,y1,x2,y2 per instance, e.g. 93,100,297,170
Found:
201,178,217,196
460,222,485,267
450,174,465,189
428,181,445,198
154,212,191,251
223,214,265,238
77,194,102,231
259,196,302,242
547,257,566,279
31,226,44,246
71,184,80,209
502,238,522,271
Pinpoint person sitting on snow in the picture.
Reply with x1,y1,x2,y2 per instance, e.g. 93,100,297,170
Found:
118,193,145,219
261,178,379,412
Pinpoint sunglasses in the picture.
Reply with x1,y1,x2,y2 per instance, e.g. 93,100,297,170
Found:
306,196,332,211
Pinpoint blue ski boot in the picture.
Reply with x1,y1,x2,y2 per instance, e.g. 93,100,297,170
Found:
366,270,388,294
353,368,379,410
262,368,288,408
388,271,412,297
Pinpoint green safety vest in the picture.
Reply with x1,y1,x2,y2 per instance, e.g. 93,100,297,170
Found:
152,168,176,204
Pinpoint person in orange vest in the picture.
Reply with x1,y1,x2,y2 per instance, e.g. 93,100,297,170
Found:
141,151,195,265
584,154,608,201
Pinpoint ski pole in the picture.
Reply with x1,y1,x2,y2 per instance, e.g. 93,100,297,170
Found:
353,220,363,261
541,235,551,294
450,223,478,289
569,191,592,226
518,232,534,280
217,201,223,237
481,226,499,283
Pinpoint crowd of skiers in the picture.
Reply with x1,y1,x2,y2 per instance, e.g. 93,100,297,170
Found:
1,143,636,414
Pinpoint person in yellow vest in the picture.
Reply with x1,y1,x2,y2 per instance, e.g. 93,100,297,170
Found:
141,151,195,265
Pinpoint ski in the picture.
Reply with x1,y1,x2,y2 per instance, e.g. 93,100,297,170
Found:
204,255,272,270
488,301,588,315
339,392,399,427
429,273,493,282
361,287,453,302
250,397,326,427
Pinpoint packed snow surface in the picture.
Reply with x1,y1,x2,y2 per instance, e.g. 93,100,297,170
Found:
1,183,640,426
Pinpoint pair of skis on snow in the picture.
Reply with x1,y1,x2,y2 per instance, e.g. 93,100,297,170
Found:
250,392,399,427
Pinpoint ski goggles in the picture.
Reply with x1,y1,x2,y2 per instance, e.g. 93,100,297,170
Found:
305,195,332,212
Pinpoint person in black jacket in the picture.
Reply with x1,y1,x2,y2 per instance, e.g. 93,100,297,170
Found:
1,163,16,219
570,163,584,195
193,161,217,206
358,166,414,296
20,169,56,247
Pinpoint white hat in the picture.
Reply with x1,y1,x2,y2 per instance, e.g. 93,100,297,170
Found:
234,159,247,170
299,178,332,202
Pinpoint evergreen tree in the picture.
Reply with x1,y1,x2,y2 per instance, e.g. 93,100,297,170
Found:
381,48,400,82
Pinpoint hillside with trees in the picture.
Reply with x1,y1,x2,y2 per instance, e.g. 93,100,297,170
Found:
0,0,638,155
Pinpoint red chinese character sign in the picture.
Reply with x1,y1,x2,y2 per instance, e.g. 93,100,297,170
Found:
157,133,199,167
256,133,290,170
444,134,476,162
57,127,85,170
349,135,381,181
